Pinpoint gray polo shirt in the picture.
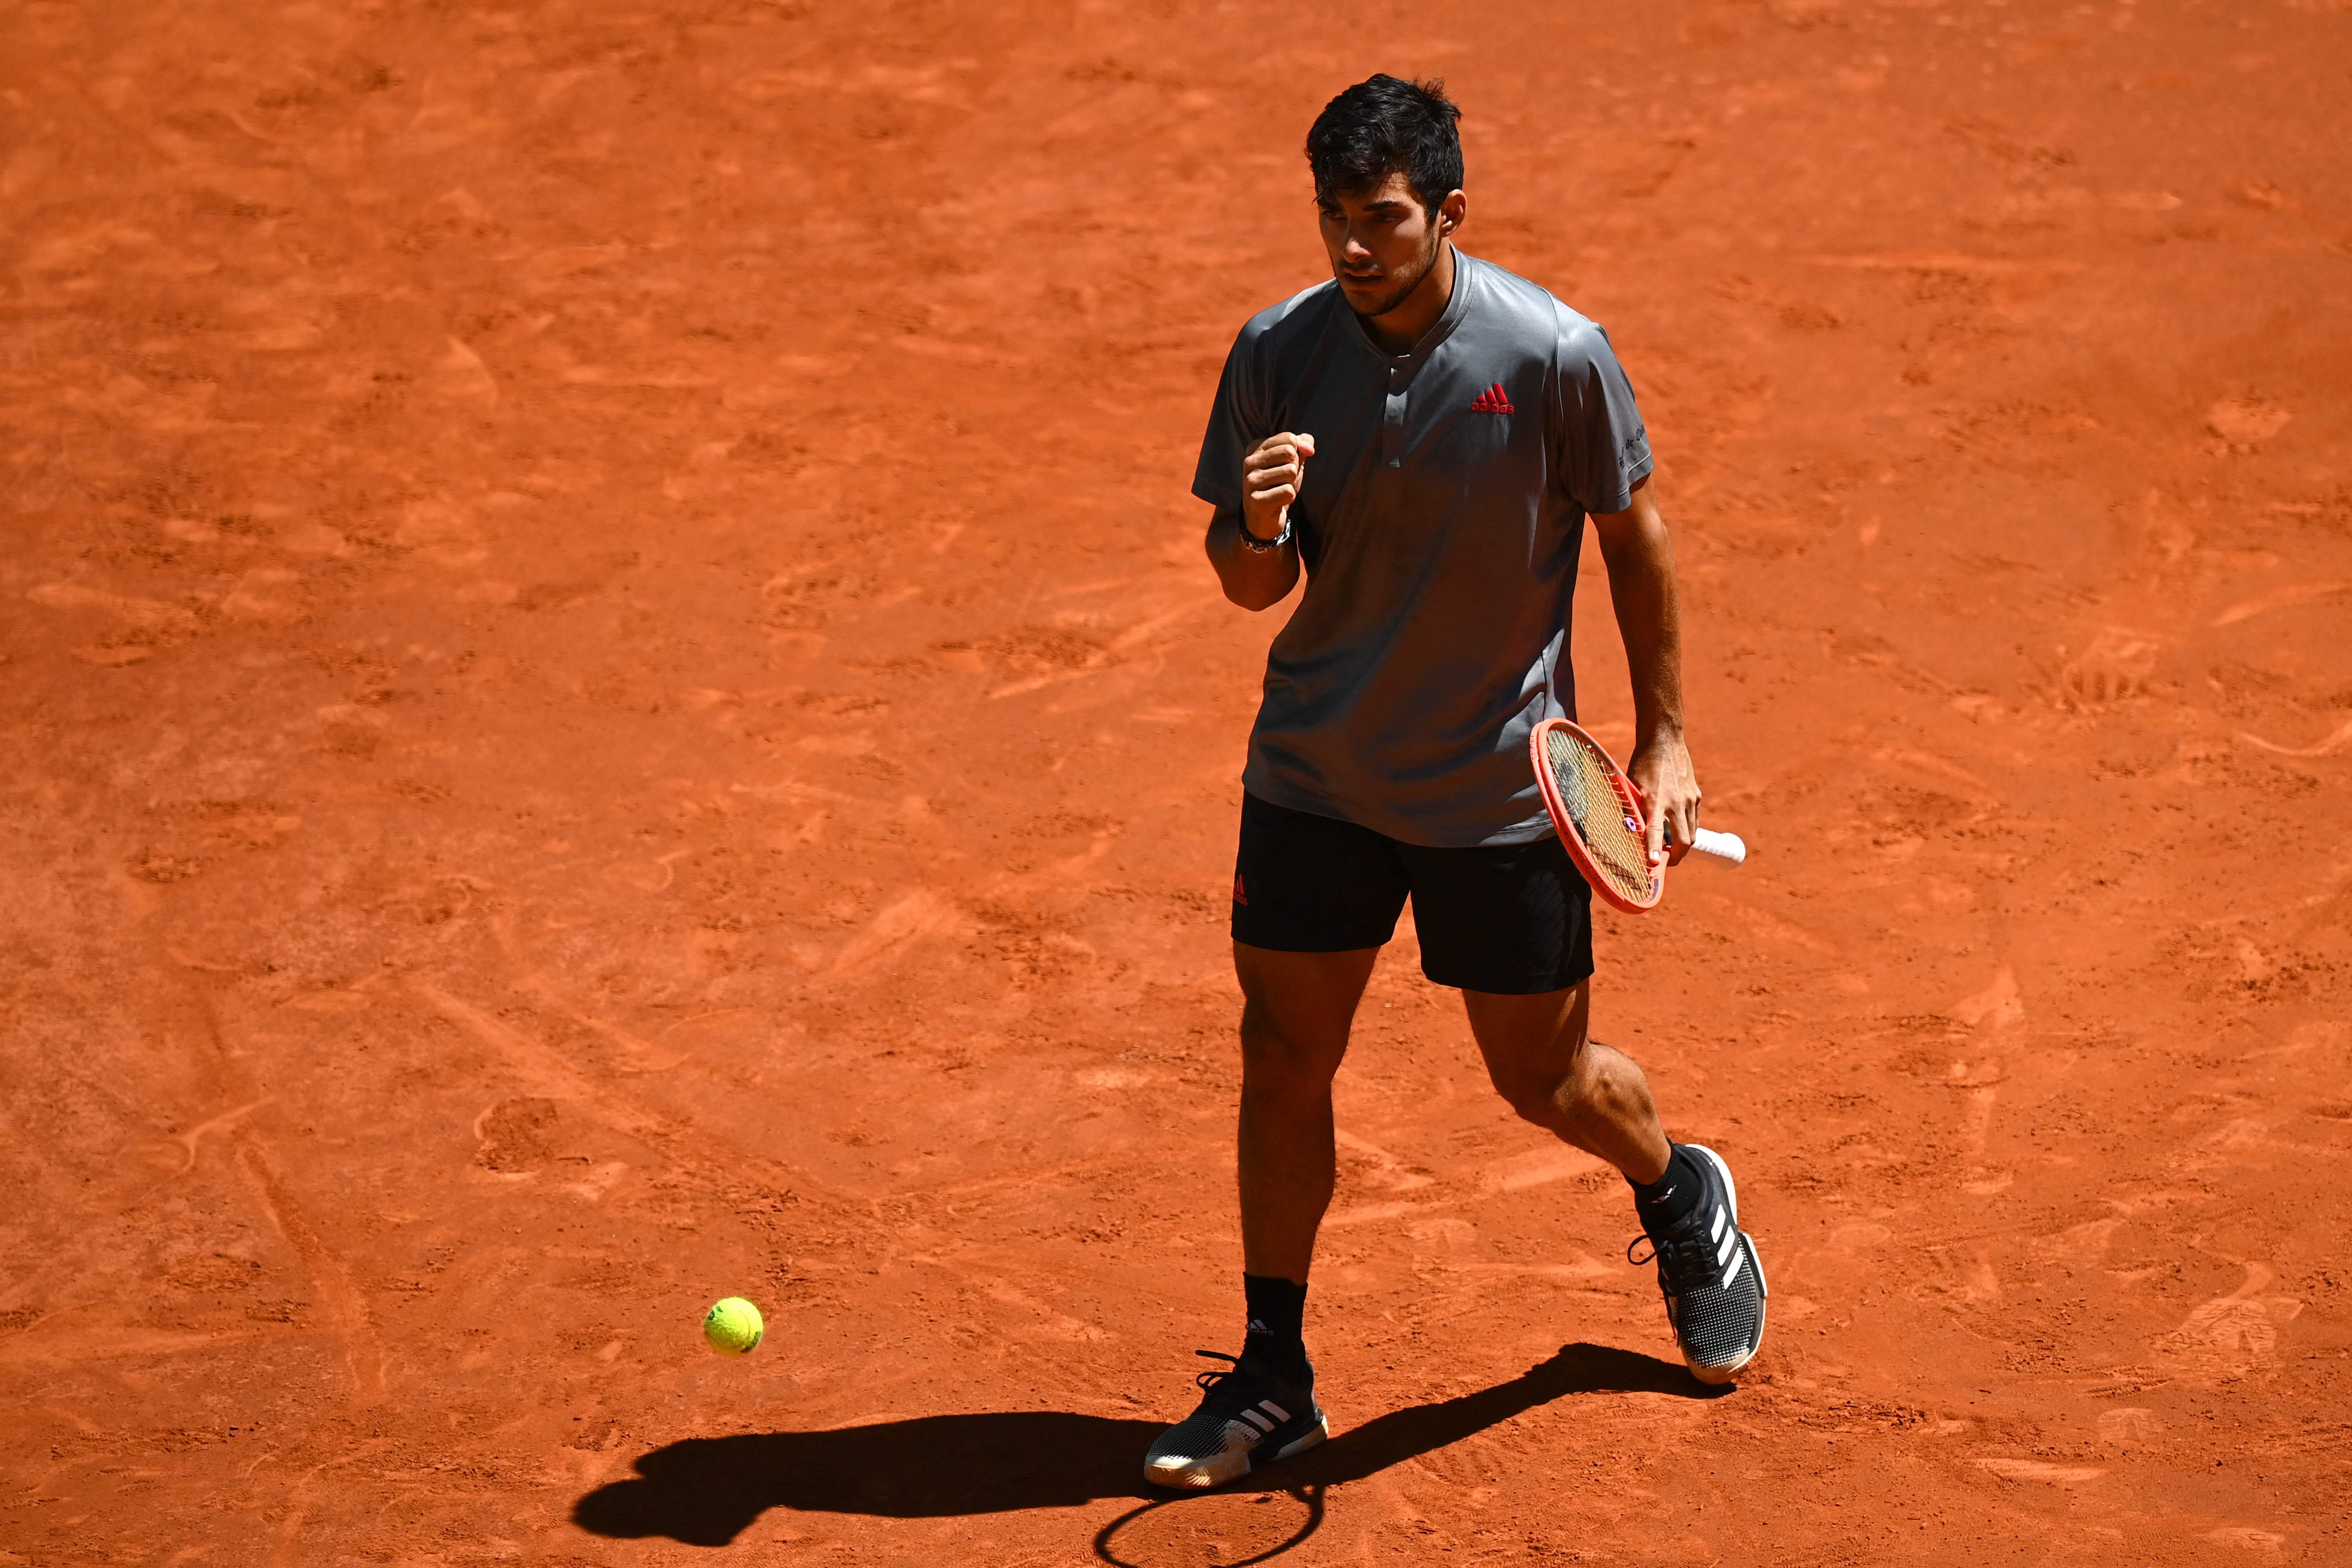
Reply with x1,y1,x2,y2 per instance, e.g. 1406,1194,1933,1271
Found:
1193,250,1653,848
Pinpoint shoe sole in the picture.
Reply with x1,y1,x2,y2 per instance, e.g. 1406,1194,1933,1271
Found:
1680,1143,1767,1386
1143,1413,1329,1489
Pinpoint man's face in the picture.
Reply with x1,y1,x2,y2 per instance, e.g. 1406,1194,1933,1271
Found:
1317,170,1460,321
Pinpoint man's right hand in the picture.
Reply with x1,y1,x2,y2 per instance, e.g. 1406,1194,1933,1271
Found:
1241,432,1315,543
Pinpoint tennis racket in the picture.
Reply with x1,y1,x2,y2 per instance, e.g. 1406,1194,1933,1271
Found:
1529,718,1747,914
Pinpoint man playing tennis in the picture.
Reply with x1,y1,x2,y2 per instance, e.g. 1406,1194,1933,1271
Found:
1144,75,1766,1489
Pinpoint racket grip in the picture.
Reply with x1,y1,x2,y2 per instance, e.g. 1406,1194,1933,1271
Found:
1689,828,1747,866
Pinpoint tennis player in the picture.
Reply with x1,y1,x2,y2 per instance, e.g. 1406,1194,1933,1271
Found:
1144,76,1766,1489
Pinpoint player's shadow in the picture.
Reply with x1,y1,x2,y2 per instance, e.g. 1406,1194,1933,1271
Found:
572,1341,1723,1554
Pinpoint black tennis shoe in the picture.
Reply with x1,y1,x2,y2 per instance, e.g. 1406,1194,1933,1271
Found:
1142,1347,1328,1489
1632,1143,1767,1383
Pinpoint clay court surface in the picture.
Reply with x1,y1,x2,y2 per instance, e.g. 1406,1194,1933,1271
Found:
5,0,2351,1562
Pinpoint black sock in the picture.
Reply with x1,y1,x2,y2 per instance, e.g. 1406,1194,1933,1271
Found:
1628,1145,1704,1233
1241,1274,1309,1378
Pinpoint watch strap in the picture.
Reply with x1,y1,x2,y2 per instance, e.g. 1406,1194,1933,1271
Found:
1239,513,1293,553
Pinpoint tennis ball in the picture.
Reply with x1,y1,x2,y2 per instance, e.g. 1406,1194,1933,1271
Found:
702,1296,763,1356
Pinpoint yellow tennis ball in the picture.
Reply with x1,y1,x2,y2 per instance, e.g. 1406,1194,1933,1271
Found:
702,1296,763,1356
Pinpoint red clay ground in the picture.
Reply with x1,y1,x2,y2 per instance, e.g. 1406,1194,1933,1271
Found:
4,2,2349,1563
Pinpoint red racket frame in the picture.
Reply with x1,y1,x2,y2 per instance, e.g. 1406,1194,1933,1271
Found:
1528,717,1665,915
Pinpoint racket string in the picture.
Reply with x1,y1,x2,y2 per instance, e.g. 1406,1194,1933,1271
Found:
1543,729,1655,904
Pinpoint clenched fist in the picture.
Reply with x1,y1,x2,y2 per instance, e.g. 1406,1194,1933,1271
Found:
1241,432,1315,544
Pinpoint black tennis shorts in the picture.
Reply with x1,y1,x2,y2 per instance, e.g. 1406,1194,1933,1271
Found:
1230,793,1594,995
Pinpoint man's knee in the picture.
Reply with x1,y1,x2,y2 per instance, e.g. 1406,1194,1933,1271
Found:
1465,984,1594,1126
1490,1044,1611,1128
1493,1070,1571,1129
1239,1001,1341,1091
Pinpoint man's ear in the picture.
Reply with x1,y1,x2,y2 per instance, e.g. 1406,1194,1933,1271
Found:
1438,188,1467,238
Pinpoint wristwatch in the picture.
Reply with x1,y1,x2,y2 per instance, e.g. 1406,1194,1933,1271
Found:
1239,513,1293,553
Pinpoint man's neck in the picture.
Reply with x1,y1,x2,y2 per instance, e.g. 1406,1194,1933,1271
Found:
1361,242,1456,355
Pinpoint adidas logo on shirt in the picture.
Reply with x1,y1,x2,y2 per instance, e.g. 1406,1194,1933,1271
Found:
1468,382,1515,414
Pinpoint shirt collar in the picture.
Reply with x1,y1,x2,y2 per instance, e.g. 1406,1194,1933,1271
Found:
1345,246,1475,365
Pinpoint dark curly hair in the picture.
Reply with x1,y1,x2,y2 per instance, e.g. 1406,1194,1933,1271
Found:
1305,74,1464,215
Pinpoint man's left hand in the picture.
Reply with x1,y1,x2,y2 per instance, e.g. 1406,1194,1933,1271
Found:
1627,730,1702,867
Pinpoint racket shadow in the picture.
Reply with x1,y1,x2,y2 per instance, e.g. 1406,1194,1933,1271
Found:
570,1341,1718,1549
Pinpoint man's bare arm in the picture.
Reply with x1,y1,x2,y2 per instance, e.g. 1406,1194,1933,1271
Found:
1206,506,1302,610
1589,475,1703,864
1205,431,1314,611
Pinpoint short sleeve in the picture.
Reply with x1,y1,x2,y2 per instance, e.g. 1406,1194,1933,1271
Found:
1552,320,1652,516
1191,325,1269,510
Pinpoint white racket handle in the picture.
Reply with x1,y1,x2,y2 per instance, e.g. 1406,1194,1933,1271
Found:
1688,828,1747,866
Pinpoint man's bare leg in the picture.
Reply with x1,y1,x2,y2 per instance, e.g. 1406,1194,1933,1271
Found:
1460,981,1670,1184
1462,981,1767,1382
1233,942,1379,1284
1141,942,1366,1488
